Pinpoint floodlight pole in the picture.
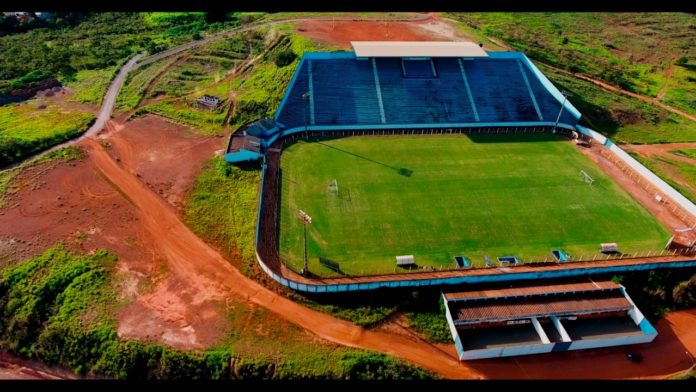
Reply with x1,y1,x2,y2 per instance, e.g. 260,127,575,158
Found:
302,223,308,275
298,209,312,276
302,91,310,140
553,91,570,134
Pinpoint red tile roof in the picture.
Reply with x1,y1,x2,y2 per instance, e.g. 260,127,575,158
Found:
444,278,619,302
451,291,631,324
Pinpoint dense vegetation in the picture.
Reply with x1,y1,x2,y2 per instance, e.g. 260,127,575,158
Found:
0,13,262,94
0,101,94,165
446,13,696,116
611,268,696,322
0,246,432,379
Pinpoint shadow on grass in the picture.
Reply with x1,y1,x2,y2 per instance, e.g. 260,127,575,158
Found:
465,132,566,144
230,159,263,172
316,141,414,177
550,80,622,139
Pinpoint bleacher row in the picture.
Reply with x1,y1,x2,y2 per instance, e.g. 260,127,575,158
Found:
276,57,578,129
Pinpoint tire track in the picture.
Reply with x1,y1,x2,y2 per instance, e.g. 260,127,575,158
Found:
82,137,477,379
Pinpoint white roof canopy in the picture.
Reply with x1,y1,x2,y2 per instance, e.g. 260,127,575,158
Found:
351,41,489,58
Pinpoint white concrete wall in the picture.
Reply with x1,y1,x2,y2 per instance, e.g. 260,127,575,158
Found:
575,124,696,219
460,342,554,360
567,333,655,351
443,296,460,341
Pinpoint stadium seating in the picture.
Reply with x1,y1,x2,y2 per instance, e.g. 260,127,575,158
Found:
275,54,579,129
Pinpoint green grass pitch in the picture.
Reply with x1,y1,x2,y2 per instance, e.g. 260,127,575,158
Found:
278,133,671,277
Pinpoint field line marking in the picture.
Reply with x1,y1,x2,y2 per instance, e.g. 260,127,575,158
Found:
457,59,479,121
308,59,315,125
518,60,544,121
371,58,387,124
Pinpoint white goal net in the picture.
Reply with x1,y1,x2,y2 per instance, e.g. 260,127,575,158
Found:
580,170,594,185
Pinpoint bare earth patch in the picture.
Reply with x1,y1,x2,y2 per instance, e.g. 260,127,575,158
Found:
295,19,443,50
102,114,225,211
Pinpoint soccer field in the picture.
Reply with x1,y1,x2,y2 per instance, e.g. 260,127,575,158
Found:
278,133,671,277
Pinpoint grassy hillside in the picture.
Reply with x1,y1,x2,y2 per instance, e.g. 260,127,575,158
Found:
446,13,696,116
0,13,254,85
134,26,331,134
63,66,119,105
628,151,696,205
184,157,261,270
0,101,94,165
538,63,696,144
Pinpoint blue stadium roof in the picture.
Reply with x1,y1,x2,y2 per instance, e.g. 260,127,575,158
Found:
274,51,581,133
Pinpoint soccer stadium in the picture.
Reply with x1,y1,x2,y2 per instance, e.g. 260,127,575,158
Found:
225,41,696,359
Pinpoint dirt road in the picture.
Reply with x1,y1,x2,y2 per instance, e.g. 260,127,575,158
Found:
542,62,696,123
81,137,479,379
0,352,81,380
625,142,696,166
82,134,696,379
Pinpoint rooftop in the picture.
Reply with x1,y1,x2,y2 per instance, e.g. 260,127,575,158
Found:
444,279,620,302
450,290,632,324
351,41,489,58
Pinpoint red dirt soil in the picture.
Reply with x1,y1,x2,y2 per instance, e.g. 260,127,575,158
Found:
626,142,696,166
2,121,695,377
469,308,696,379
102,115,225,211
0,352,84,380
296,19,445,50
0,114,231,350
80,132,696,379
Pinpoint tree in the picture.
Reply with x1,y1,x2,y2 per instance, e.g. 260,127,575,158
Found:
274,49,296,67
673,274,696,307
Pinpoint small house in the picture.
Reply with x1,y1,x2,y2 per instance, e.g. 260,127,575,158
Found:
196,95,222,110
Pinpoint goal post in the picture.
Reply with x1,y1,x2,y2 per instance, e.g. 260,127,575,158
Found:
580,170,594,185
328,179,339,196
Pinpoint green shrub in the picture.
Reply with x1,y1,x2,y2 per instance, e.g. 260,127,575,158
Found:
339,352,432,380
274,48,296,67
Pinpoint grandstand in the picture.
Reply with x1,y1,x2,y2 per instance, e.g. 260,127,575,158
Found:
443,278,657,360
236,40,696,362
225,41,580,163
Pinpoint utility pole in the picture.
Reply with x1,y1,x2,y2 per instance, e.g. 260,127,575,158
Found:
553,90,571,134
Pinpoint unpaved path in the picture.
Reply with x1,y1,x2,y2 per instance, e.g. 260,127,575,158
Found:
81,136,477,379
82,134,696,379
541,62,696,123
0,352,83,380
626,142,696,166
656,57,675,101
